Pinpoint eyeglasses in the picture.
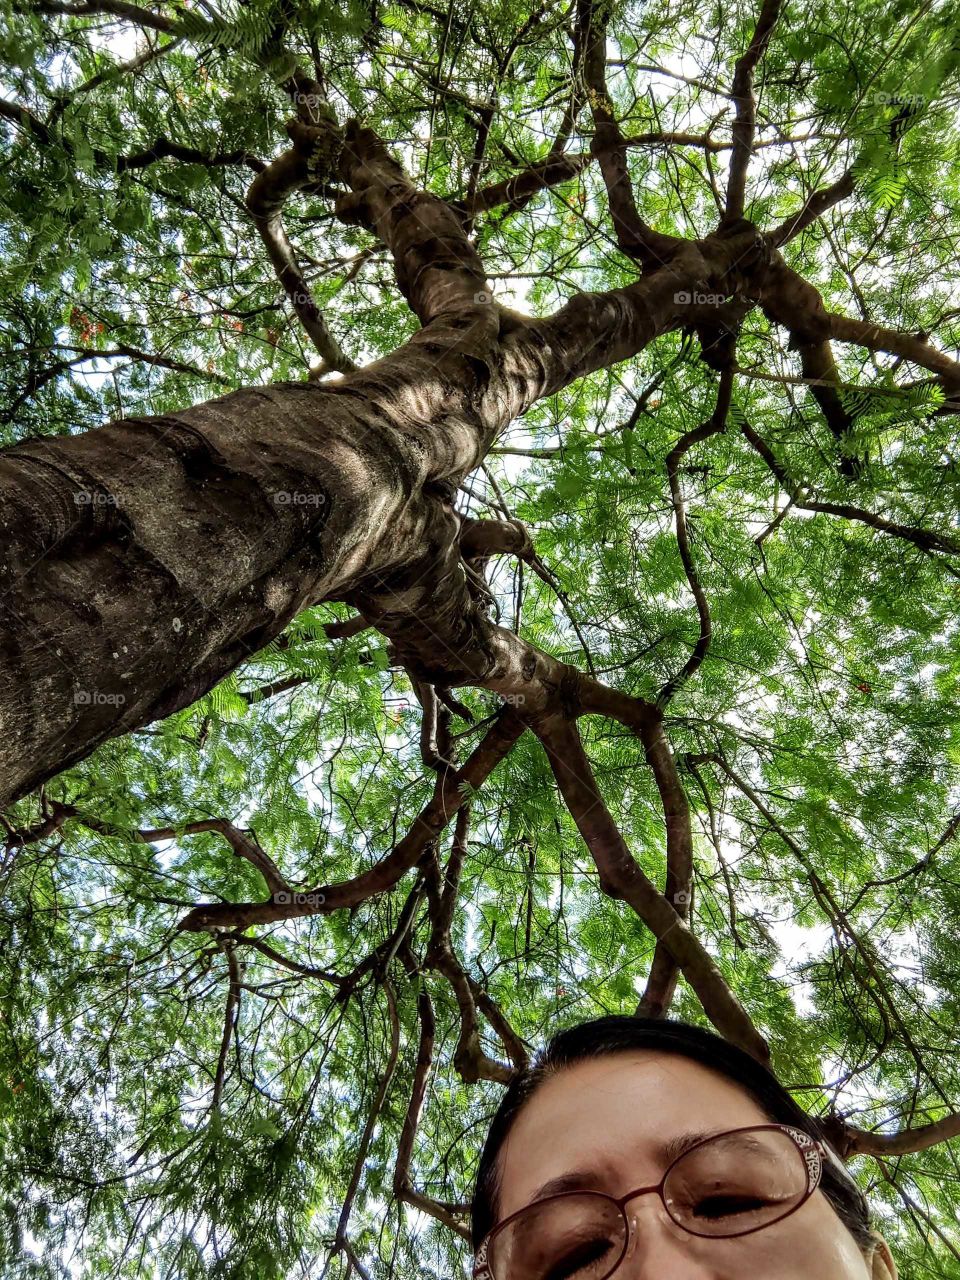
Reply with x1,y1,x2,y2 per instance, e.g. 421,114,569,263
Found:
472,1124,825,1280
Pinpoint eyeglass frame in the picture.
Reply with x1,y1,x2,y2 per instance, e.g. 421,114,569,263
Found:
472,1123,826,1280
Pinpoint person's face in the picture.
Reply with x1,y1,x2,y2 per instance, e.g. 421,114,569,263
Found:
492,1051,889,1280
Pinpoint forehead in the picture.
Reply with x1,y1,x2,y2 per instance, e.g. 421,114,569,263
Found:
495,1050,770,1219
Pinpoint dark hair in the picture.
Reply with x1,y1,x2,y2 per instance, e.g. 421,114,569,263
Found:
471,1015,875,1254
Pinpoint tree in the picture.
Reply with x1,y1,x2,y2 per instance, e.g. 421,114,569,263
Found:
2,0,960,1273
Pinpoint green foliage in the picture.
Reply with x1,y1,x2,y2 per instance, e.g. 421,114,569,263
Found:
2,0,960,1277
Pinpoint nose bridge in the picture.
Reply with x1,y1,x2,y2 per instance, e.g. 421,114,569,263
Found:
616,1184,710,1280
621,1183,662,1216
619,1181,673,1256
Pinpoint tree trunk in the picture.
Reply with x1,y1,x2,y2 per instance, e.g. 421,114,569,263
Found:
0,260,695,808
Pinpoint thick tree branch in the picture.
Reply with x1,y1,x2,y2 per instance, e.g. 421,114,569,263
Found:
31,0,176,33
828,1109,960,1159
578,0,683,269
828,312,960,387
0,240,701,810
726,0,783,218
458,517,535,561
766,169,856,248
410,676,451,772
323,613,370,640
749,248,960,474
3,797,79,851
754,252,960,390
331,119,493,325
793,338,862,478
634,716,698,1021
532,712,770,1063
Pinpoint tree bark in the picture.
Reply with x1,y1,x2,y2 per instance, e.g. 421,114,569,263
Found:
0,249,705,807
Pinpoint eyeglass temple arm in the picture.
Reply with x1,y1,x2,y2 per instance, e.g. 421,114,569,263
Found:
784,1124,835,1193
473,1240,491,1280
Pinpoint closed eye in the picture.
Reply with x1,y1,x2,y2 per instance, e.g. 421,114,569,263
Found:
542,1237,618,1280
692,1194,772,1220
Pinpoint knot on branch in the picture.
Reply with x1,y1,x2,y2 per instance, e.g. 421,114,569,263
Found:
285,116,342,181
453,1032,486,1084
715,213,759,239
558,667,582,720
820,1109,854,1160
423,477,460,507
458,516,534,562
714,214,773,287
695,322,740,371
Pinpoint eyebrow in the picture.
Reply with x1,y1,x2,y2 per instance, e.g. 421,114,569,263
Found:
529,1129,728,1204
